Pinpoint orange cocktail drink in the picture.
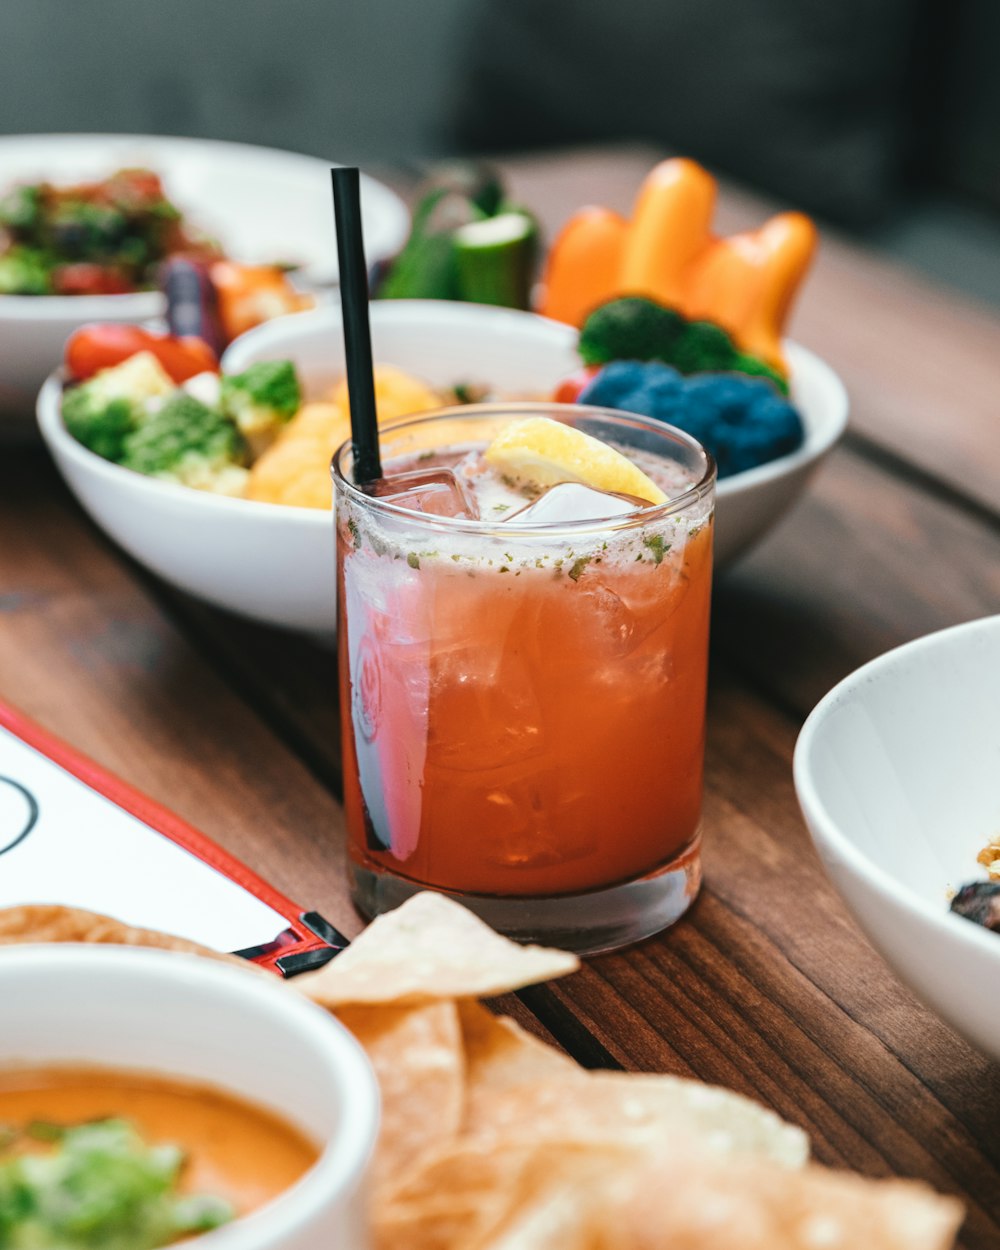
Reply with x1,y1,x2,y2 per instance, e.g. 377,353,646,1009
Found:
334,405,715,952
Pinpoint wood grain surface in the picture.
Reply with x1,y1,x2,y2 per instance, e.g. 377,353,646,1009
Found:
2,147,998,1248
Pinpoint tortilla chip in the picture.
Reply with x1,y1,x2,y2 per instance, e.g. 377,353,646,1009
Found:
338,1000,465,1196
0,904,256,971
376,1137,962,1250
373,1138,623,1250
295,893,578,1007
458,1000,584,1124
462,1071,809,1169
596,1152,964,1250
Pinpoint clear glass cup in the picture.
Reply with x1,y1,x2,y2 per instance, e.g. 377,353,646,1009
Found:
333,403,715,954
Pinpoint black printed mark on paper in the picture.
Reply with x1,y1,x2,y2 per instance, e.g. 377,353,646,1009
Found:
0,777,39,857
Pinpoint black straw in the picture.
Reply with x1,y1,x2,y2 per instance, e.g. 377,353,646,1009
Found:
331,166,382,485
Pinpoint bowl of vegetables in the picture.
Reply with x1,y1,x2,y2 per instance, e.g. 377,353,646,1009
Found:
0,133,409,420
36,292,847,632
794,614,1000,1064
35,300,582,631
223,298,848,570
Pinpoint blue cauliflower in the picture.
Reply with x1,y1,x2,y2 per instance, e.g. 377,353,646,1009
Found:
578,360,804,478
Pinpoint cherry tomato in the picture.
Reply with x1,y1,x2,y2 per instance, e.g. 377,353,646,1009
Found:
552,364,601,403
64,324,219,383
52,264,134,296
105,168,166,208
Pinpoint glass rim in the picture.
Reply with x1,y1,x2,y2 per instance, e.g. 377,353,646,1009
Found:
331,402,717,535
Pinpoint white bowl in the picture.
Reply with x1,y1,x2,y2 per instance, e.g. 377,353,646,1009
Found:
794,614,1000,1062
37,301,582,631
222,308,847,574
36,299,846,632
0,133,409,418
0,943,379,1248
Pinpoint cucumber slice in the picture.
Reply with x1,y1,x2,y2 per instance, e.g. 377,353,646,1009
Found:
453,211,538,309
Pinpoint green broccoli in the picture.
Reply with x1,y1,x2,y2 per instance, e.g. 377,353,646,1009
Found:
219,360,301,451
62,388,135,461
669,319,738,375
732,351,789,389
120,392,249,495
0,184,42,234
577,296,788,393
0,245,54,294
578,297,686,367
61,352,177,462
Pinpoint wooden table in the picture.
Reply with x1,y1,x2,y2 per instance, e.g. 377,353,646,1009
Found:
2,146,998,1246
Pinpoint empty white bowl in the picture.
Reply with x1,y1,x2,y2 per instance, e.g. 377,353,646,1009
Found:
794,614,1000,1062
36,299,846,632
0,133,409,420
0,943,379,1248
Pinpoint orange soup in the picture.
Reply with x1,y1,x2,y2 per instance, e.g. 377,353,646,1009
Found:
0,1066,319,1218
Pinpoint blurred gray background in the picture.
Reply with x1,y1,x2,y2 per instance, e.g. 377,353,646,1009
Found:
3,0,1000,307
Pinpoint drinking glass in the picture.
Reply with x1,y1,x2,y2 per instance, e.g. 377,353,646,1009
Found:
333,403,715,954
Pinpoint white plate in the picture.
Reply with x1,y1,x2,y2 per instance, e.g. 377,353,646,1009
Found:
0,133,410,416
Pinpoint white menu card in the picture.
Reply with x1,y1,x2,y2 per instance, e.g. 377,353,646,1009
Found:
0,723,288,953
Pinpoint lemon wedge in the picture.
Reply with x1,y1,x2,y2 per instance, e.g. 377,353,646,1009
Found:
484,416,667,505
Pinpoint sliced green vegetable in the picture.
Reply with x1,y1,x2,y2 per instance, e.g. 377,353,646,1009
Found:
453,211,538,309
0,1117,234,1249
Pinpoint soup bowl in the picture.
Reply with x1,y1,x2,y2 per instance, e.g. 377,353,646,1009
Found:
0,943,379,1248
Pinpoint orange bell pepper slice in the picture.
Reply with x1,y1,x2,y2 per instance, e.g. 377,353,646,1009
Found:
210,261,315,345
540,207,628,327
538,159,817,374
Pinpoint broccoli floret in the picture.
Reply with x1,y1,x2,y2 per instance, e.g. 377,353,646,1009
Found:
577,296,789,393
0,183,42,234
61,352,176,461
578,360,804,478
62,387,135,461
669,319,736,374
578,297,686,367
120,392,249,495
220,360,301,449
732,351,788,391
0,244,54,294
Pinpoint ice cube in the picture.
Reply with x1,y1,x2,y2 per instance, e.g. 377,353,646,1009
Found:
371,467,479,519
503,482,641,525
